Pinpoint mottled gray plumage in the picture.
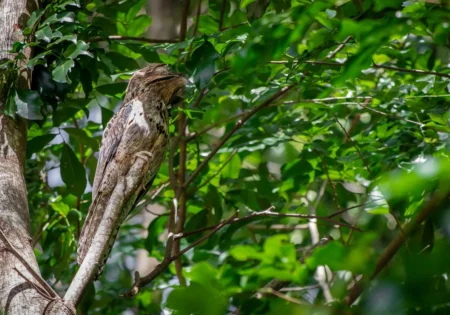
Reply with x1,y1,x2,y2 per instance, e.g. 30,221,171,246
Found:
77,64,187,278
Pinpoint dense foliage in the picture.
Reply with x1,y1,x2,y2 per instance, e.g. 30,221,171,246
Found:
2,0,450,313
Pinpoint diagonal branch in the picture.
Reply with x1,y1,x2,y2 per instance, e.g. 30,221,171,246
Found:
122,212,239,298
183,85,295,188
188,149,238,195
0,228,58,300
186,111,248,141
88,36,179,44
345,190,450,305
176,206,362,240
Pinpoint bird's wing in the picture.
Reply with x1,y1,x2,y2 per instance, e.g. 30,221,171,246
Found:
77,98,150,265
91,102,133,196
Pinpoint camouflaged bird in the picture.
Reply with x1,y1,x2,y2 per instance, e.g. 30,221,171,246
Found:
77,64,187,278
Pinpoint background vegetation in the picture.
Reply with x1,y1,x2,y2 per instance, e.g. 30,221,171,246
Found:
1,0,450,314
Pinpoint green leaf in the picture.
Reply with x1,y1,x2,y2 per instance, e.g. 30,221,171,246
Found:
51,201,70,217
167,283,227,315
52,59,75,83
186,41,220,89
64,128,99,151
221,153,241,179
428,113,448,126
60,143,87,196
127,15,152,37
196,15,219,34
54,98,91,126
26,134,57,158
63,41,93,59
140,46,161,63
35,26,53,42
15,90,44,120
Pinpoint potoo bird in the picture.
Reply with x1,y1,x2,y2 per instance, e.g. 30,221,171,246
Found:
77,64,187,278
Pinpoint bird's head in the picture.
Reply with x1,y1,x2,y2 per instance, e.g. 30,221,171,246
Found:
126,64,188,106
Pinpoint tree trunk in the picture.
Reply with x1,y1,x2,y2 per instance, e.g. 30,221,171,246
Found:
0,0,71,313
146,0,179,40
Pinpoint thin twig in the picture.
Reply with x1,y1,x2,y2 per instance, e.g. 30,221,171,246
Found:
334,115,374,179
168,138,179,190
188,149,238,195
360,99,424,127
186,111,248,141
14,267,54,301
280,284,321,292
326,36,352,60
176,207,362,240
372,63,450,79
327,198,386,219
183,85,295,188
218,0,227,31
179,0,191,41
271,60,450,79
259,289,306,305
192,0,202,37
122,213,238,297
321,156,341,211
88,36,179,44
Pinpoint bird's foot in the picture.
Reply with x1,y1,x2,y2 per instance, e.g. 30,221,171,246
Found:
135,151,153,162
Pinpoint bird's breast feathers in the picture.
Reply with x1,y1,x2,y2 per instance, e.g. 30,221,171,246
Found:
127,99,151,135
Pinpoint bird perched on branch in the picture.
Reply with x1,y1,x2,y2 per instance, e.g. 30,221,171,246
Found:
77,64,187,278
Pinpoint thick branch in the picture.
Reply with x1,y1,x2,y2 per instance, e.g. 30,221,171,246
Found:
64,158,148,306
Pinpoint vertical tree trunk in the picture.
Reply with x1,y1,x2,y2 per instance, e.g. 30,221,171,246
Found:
0,1,71,313
146,0,179,40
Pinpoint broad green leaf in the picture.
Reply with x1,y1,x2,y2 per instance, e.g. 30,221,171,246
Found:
15,90,44,120
52,59,75,83
60,143,87,196
63,41,93,59
64,128,99,151
186,41,220,89
27,134,57,158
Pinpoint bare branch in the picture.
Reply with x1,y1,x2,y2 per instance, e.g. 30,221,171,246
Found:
326,36,352,60
179,0,191,41
219,0,227,31
176,207,362,240
192,0,202,37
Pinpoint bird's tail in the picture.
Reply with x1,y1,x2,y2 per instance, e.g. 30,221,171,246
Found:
77,193,132,279
77,194,103,266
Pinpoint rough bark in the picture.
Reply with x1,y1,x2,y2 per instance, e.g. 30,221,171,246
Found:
0,0,72,314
